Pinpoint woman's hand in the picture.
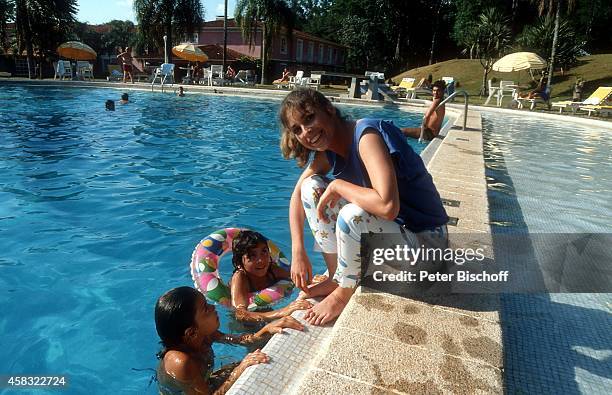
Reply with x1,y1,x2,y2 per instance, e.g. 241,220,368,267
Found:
316,180,342,223
279,299,313,316
239,349,269,369
291,248,313,291
259,316,305,336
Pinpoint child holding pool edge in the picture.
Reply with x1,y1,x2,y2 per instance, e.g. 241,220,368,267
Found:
229,230,312,322
280,89,448,325
155,286,304,395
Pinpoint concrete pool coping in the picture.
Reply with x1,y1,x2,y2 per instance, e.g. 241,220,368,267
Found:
3,78,501,393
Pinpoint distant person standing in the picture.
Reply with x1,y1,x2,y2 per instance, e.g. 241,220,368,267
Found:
117,46,133,84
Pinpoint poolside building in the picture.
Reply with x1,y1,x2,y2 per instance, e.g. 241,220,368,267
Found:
196,17,347,78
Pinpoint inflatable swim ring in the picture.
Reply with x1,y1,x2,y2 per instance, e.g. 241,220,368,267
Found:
190,228,294,310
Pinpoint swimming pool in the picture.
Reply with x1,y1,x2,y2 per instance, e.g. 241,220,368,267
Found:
0,84,427,393
482,112,612,394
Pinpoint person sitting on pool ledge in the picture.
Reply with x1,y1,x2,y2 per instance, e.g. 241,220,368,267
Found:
229,230,312,322
155,286,304,395
400,80,446,141
279,89,449,325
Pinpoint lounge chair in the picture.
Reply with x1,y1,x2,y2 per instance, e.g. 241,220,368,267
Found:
151,63,175,90
76,61,94,81
235,69,256,86
391,77,415,97
578,105,612,117
107,64,122,81
517,87,552,110
552,86,612,114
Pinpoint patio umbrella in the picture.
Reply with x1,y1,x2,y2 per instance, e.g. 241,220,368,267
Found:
172,44,208,62
492,52,546,72
57,41,97,60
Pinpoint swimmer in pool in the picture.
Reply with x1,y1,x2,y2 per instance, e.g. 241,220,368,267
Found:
155,286,304,394
229,230,311,322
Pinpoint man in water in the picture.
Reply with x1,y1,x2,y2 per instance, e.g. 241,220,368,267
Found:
401,80,446,141
120,93,129,104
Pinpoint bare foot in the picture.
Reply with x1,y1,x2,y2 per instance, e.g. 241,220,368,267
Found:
304,287,354,326
298,278,337,300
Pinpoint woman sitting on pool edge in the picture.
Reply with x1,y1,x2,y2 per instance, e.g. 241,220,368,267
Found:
155,286,303,395
229,230,312,322
279,89,449,325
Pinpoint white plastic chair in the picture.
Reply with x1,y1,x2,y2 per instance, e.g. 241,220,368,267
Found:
498,80,515,106
306,73,321,90
151,63,175,90
54,60,72,80
484,79,501,106
209,65,224,86
76,61,94,81
289,70,305,89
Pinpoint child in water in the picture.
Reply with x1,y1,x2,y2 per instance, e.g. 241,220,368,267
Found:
230,230,311,322
155,286,303,395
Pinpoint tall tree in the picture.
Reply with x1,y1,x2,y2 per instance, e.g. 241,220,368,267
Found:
133,0,204,63
472,8,512,95
0,0,13,53
235,0,295,84
101,20,136,54
12,0,77,78
531,0,576,92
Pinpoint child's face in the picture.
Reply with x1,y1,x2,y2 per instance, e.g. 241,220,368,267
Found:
192,293,219,339
241,242,271,278
285,105,336,152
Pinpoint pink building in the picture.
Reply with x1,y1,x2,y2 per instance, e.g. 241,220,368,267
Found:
197,18,346,77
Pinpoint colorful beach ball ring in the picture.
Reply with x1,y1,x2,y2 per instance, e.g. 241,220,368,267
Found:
190,228,294,310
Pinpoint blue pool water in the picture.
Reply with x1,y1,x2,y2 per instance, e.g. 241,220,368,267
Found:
483,113,612,394
0,84,426,393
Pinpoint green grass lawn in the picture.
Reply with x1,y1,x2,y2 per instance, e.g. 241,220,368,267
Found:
391,54,612,109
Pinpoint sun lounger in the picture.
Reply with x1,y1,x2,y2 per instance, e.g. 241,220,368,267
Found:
578,105,612,117
552,86,612,113
517,87,552,111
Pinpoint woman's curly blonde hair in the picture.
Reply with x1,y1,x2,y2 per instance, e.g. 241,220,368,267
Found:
278,89,343,168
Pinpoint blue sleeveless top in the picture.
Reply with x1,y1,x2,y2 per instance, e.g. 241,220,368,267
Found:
325,118,448,232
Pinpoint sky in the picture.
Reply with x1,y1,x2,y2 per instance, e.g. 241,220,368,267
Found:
76,0,236,25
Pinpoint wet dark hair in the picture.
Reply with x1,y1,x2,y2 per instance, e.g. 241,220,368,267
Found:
121,93,129,101
278,89,345,167
432,80,446,90
154,286,199,356
232,230,268,272
105,100,115,111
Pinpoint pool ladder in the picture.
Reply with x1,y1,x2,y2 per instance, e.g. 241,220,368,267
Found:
419,90,469,141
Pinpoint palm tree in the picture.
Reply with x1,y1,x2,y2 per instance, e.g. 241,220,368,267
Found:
532,0,576,92
12,0,77,79
472,8,511,96
235,0,295,84
133,0,204,63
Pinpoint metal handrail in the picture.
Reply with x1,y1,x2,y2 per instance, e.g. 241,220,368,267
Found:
420,89,469,140
438,89,469,130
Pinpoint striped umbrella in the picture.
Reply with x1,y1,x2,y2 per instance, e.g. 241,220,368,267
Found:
57,41,97,60
172,44,209,62
492,52,547,72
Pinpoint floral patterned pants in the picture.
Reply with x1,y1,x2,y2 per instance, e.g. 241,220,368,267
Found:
300,175,420,288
